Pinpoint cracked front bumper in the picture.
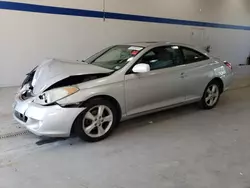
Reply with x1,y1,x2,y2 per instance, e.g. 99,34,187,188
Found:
13,96,84,137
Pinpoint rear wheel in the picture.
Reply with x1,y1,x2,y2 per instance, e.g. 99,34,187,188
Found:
74,98,119,142
200,81,221,109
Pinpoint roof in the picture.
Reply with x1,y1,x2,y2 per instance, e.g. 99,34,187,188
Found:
125,41,208,54
126,41,170,47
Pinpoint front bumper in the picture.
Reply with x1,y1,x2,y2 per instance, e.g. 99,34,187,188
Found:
13,96,84,137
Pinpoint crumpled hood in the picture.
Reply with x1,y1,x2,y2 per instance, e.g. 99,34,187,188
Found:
32,59,112,95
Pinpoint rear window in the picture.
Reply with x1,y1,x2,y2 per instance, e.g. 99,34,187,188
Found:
182,47,209,64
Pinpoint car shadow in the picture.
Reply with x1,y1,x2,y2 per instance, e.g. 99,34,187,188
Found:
36,103,200,146
34,87,250,146
114,103,199,136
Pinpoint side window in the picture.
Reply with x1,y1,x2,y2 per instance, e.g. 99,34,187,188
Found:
182,47,209,64
139,46,184,71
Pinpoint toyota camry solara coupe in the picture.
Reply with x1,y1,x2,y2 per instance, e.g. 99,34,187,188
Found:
13,42,233,142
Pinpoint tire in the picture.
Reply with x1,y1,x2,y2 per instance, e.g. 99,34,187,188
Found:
200,81,221,109
74,98,119,142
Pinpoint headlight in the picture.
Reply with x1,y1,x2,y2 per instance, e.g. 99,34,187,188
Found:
34,86,79,105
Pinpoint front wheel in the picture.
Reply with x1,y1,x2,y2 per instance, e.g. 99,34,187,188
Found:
200,81,221,109
74,98,119,142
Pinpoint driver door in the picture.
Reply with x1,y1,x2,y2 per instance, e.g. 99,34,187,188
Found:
125,46,187,116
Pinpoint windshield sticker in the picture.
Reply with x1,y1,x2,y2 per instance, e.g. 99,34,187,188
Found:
131,50,140,56
128,46,143,51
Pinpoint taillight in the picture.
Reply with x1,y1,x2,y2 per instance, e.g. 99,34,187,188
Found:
224,61,232,70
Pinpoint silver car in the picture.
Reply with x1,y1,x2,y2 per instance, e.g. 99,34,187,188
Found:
13,42,233,142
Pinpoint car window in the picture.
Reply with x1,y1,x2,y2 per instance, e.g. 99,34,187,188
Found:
138,46,184,71
91,45,144,70
95,48,125,62
181,47,209,64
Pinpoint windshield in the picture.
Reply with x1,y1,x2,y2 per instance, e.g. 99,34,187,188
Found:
89,45,144,70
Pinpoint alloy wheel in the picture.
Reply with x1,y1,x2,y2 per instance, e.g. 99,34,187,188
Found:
205,84,219,107
82,105,113,138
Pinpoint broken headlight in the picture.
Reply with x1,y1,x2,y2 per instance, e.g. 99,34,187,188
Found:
34,86,79,105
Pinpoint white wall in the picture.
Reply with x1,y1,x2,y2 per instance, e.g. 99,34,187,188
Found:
0,0,250,87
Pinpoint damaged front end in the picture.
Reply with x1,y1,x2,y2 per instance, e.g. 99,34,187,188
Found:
14,59,114,138
45,73,110,91
20,66,37,100
20,72,110,105
34,73,110,106
18,59,113,104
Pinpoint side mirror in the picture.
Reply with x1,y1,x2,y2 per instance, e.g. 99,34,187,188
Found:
132,63,150,73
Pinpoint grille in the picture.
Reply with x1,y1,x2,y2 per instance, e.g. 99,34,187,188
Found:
14,111,28,123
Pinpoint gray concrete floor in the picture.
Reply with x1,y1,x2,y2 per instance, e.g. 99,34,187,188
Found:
1,78,250,188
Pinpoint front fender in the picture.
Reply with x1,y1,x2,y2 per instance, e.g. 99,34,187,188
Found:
57,82,126,115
